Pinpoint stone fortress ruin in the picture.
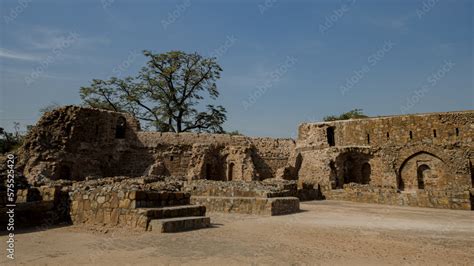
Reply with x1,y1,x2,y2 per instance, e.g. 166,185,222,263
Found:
1,106,473,232
294,111,473,209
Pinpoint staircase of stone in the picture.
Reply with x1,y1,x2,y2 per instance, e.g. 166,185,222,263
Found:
133,191,211,233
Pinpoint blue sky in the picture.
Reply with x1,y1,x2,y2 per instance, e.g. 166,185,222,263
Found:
0,0,472,137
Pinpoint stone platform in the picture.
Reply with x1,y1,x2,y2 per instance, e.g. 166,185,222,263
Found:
70,188,211,232
184,180,300,215
191,196,300,216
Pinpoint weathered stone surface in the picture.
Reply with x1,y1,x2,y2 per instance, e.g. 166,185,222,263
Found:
18,106,294,184
148,216,210,233
294,111,473,210
191,196,300,216
64,177,211,231
10,106,474,215
183,179,297,198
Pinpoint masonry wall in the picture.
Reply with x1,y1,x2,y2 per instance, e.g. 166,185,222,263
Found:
297,111,473,149
0,186,71,229
20,106,294,183
69,189,191,230
296,111,474,210
19,106,139,182
122,133,295,181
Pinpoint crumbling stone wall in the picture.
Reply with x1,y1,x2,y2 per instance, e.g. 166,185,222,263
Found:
0,185,71,228
296,111,473,210
19,107,294,183
19,106,139,182
129,132,294,181
69,189,191,230
67,176,192,230
17,106,472,210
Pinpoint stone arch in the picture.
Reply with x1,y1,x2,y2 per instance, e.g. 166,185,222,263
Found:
398,151,445,191
334,150,373,186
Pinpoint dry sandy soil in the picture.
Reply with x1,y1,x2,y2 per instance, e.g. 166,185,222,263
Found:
2,200,474,265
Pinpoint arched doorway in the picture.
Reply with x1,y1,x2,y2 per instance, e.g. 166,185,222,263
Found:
334,151,372,186
399,152,445,192
417,164,430,189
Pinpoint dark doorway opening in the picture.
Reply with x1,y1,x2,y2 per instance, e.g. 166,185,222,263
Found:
327,127,335,146
115,117,126,139
361,163,371,184
205,163,212,180
417,164,430,189
58,165,72,180
343,159,356,184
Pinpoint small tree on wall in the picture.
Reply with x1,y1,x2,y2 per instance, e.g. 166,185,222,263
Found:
323,109,368,121
80,50,227,133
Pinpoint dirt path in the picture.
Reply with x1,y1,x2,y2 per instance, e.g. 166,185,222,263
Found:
2,201,474,265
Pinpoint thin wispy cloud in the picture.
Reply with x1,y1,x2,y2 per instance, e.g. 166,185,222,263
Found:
0,48,41,61
20,26,110,51
1,26,110,66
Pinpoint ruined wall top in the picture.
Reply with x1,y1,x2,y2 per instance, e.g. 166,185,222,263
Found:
297,110,474,150
136,131,294,148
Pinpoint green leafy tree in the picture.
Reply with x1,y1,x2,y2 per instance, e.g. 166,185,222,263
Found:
80,50,227,133
323,109,369,121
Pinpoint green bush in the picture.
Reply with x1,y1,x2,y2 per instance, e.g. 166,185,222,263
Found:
323,109,368,122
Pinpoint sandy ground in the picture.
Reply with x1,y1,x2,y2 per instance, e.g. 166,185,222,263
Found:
2,200,474,265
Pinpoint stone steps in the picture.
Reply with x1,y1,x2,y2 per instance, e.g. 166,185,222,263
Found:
147,216,211,233
137,205,206,219
134,194,211,233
